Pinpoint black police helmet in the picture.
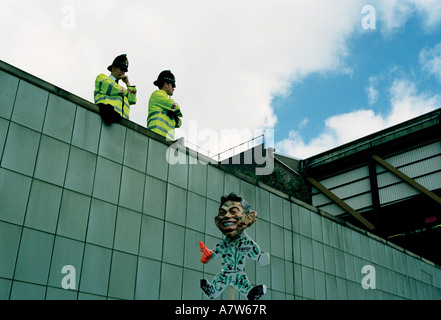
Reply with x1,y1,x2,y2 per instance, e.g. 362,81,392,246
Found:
153,70,176,87
108,54,129,72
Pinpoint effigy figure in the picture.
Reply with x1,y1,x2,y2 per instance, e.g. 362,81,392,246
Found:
199,192,270,300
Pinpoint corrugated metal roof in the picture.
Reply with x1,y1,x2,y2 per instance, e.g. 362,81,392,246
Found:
314,165,369,189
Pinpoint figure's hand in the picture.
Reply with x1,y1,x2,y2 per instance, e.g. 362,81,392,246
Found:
258,252,270,267
199,241,213,264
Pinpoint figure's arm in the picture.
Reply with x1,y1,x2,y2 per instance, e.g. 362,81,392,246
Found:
258,252,270,266
249,241,270,266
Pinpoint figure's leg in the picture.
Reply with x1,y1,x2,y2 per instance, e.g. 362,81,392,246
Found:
200,273,228,299
231,272,267,300
232,273,253,299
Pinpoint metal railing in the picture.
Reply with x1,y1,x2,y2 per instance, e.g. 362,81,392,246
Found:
180,134,266,163
212,134,265,162
182,140,215,158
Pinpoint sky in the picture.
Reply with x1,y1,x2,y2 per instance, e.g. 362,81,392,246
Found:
1,0,441,160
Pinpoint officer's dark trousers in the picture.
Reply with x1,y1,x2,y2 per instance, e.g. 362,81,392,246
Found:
97,104,122,125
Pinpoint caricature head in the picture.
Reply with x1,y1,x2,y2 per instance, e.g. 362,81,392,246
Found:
215,192,258,239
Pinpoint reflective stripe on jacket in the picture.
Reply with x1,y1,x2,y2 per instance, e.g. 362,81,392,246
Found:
94,73,137,119
147,90,183,140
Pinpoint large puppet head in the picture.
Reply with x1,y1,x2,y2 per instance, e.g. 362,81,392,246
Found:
215,192,257,239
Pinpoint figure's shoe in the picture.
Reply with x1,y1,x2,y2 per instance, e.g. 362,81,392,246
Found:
247,284,267,300
200,279,215,299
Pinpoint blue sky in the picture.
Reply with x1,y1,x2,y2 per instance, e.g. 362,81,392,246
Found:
274,6,441,158
2,0,441,159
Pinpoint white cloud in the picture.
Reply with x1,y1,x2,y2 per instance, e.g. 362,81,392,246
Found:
372,0,415,34
420,42,441,82
387,78,440,124
366,84,379,105
276,109,386,159
298,118,309,130
412,0,441,31
276,79,440,159
371,0,441,35
0,0,364,155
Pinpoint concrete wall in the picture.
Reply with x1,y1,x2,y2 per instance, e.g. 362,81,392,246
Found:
1,61,441,300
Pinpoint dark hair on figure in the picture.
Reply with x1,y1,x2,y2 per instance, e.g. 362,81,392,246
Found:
219,192,251,215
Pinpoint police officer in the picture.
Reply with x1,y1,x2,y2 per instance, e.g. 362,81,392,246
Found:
147,70,183,140
94,54,137,125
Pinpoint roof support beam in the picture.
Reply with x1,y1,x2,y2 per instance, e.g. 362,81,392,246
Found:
371,155,441,206
368,157,382,231
306,177,375,231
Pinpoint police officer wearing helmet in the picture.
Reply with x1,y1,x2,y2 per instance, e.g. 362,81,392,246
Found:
94,54,137,125
147,70,183,140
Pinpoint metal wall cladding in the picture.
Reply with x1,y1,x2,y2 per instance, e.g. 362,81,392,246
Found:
316,203,345,216
311,166,373,217
377,142,441,205
382,142,441,168
312,177,371,206
376,158,441,190
311,165,370,206
312,188,373,217
379,171,441,204
317,166,369,189
378,182,420,204
311,141,441,216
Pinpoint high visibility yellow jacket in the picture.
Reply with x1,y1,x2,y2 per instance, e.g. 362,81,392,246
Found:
147,90,183,140
94,74,137,119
